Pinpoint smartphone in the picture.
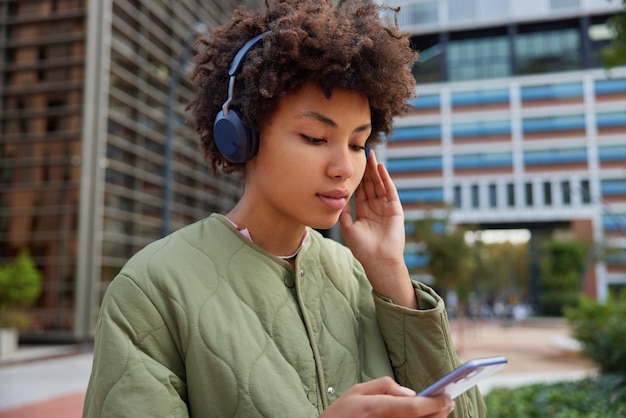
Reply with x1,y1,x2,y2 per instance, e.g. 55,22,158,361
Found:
417,356,507,399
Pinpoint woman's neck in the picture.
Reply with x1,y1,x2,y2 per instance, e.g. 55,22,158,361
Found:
226,202,307,259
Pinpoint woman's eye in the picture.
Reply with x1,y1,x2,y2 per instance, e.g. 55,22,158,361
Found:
302,134,325,144
350,143,367,152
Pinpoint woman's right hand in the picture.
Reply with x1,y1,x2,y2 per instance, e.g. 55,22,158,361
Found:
319,376,455,418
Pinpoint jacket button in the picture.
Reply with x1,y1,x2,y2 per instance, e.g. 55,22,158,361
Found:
300,269,305,277
327,387,335,397
284,274,295,288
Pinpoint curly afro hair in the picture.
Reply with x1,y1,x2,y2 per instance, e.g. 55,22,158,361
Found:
188,0,418,174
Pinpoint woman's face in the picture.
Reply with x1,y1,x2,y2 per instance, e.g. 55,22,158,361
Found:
245,81,372,230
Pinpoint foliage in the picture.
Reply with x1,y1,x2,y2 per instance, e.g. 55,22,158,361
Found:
0,249,43,328
484,375,626,418
406,212,475,299
565,290,626,375
538,240,585,316
469,239,530,302
603,0,626,69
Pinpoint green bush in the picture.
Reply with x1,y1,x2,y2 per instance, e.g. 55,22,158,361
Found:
0,249,43,328
565,291,626,375
485,375,626,418
538,240,585,316
538,290,580,317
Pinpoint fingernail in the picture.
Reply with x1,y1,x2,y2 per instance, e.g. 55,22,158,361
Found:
449,399,456,411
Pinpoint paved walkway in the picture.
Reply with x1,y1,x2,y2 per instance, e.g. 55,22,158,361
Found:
0,319,597,417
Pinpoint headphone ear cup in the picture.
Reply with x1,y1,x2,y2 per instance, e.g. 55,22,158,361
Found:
213,108,258,163
365,144,371,159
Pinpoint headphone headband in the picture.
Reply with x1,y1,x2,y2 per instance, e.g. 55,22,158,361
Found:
214,31,271,163
213,29,370,163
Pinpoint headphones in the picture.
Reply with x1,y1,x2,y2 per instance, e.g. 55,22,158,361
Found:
213,30,371,163
213,31,270,163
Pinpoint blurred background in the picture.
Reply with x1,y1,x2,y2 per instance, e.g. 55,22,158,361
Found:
0,0,625,349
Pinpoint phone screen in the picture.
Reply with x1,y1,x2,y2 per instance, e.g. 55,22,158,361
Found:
417,356,507,399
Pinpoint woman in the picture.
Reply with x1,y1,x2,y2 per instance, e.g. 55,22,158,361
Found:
83,1,485,417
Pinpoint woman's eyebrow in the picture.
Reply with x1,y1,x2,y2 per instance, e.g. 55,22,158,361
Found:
296,110,337,127
296,110,371,133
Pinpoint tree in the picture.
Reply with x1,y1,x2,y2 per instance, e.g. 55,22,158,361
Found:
407,212,475,304
538,240,585,316
603,0,626,69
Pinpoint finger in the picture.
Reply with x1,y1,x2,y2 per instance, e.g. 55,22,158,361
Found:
354,376,415,396
377,160,400,202
360,150,378,200
363,394,454,418
338,199,353,229
367,151,387,199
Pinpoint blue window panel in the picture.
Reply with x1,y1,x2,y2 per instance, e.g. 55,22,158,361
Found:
398,188,444,203
603,214,626,232
389,125,442,141
451,89,509,106
595,78,626,95
405,252,429,268
521,82,583,101
524,148,587,165
453,152,512,169
599,145,626,162
596,111,626,128
453,120,511,137
387,157,442,172
522,114,585,133
601,179,626,196
408,94,441,109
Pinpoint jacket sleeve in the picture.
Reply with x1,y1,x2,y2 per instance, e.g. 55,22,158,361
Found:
83,273,189,418
373,281,487,418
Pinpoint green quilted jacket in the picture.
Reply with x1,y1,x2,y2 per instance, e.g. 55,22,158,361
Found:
83,214,485,417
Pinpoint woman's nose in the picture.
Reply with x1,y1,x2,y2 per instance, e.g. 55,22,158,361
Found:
326,146,354,180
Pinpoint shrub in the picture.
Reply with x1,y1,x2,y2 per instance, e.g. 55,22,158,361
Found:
565,290,626,375
485,375,626,418
538,240,585,316
0,249,43,328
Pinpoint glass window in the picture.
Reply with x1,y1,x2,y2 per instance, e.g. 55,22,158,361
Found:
515,27,581,75
454,152,512,169
581,179,591,204
543,182,552,205
471,185,479,208
525,182,534,206
386,157,442,173
601,179,626,196
524,147,587,165
588,17,613,68
448,35,510,81
599,145,626,162
398,188,444,203
454,185,462,208
389,125,442,141
489,184,497,208
523,115,585,134
507,183,515,207
562,180,571,205
411,34,443,84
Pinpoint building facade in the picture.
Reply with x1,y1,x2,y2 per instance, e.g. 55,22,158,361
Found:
0,0,263,340
383,0,626,302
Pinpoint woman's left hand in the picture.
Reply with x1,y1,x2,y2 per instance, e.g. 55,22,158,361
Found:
339,151,417,308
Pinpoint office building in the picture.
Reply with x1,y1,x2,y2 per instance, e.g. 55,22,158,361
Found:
0,0,263,340
383,0,626,302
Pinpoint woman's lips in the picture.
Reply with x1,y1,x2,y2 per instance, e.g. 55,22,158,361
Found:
317,191,348,210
